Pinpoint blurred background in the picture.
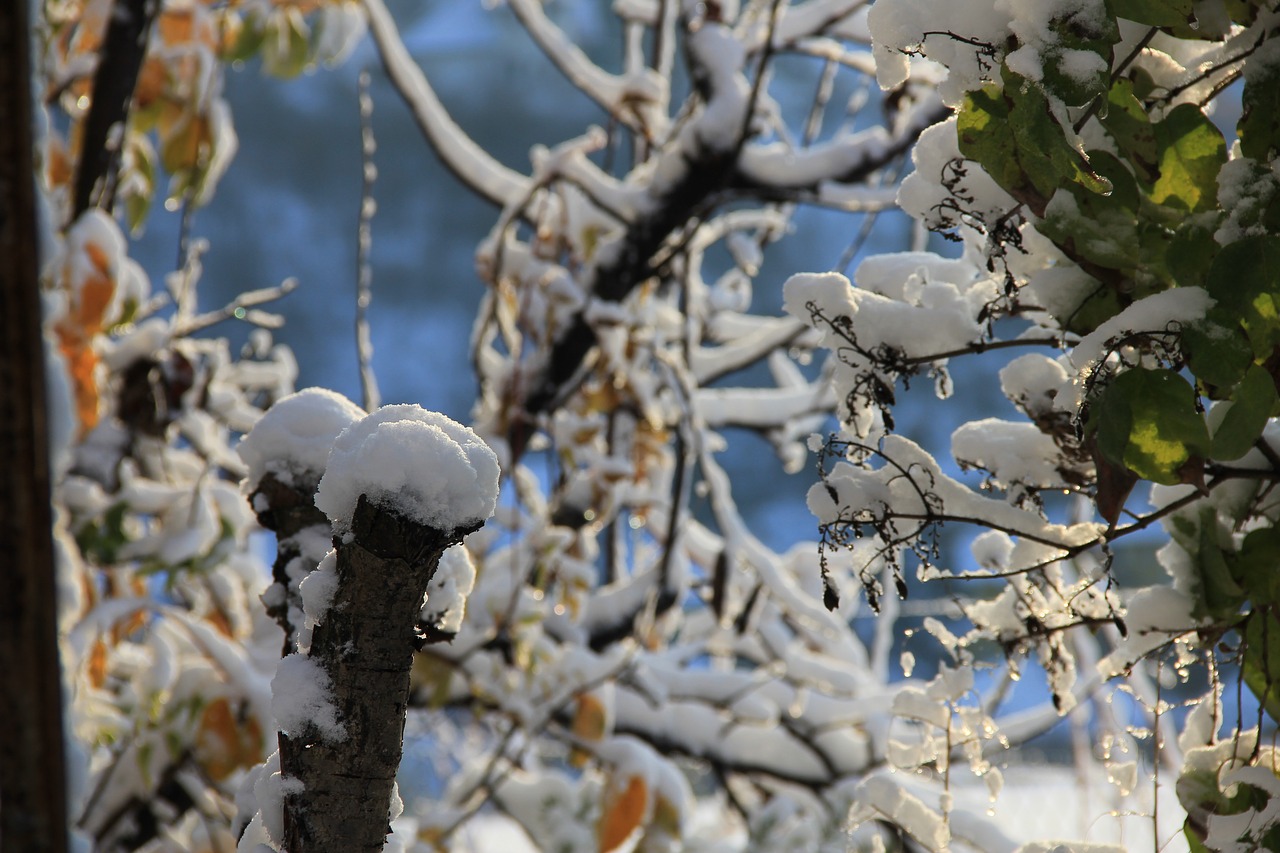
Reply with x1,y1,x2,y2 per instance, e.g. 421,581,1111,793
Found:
125,1,1201,768
128,1,951,555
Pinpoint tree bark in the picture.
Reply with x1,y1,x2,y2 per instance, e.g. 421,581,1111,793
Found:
280,495,480,852
0,3,70,850
253,471,331,655
71,0,159,221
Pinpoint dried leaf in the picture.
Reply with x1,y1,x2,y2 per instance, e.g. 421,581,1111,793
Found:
598,774,648,853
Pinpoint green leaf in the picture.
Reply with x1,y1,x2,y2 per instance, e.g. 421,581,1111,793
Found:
1204,236,1280,359
1088,149,1141,212
123,137,156,236
1210,364,1277,460
1040,188,1140,271
1243,610,1280,724
224,13,266,64
958,83,1025,198
1165,212,1221,289
1007,69,1112,200
1064,284,1125,336
1101,78,1158,184
1224,0,1263,25
1108,0,1194,28
1150,104,1227,213
75,502,131,565
1240,57,1280,160
1093,367,1210,484
1185,319,1253,394
1039,11,1120,106
1183,819,1211,853
958,69,1111,215
1233,526,1280,608
1195,522,1245,620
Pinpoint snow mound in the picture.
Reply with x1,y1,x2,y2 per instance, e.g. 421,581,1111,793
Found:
237,387,366,492
315,404,500,534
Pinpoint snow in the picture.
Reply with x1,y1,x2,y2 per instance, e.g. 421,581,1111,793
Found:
315,404,500,534
1096,585,1199,678
1067,287,1215,405
850,774,951,849
867,0,1011,105
999,353,1071,419
1215,153,1280,245
297,549,338,652
952,418,1067,492
271,653,345,742
237,387,365,492
508,0,667,138
783,269,985,367
313,2,367,65
421,543,477,635
898,118,1017,232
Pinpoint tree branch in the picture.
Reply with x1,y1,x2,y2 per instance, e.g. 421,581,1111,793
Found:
71,0,160,221
363,0,528,206
280,495,482,851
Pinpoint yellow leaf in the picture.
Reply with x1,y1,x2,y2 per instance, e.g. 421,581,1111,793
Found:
160,114,210,175
598,775,648,853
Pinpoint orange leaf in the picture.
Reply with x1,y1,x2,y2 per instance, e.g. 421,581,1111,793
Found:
45,135,72,188
598,775,648,853
87,637,108,689
160,114,210,174
59,339,101,434
572,693,607,742
157,9,194,45
197,698,264,781
569,692,608,768
110,608,147,643
205,607,234,638
134,57,168,110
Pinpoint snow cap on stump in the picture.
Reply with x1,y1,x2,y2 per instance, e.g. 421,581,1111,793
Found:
238,387,366,491
315,404,500,534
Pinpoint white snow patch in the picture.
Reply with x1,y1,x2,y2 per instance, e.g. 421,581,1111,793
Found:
421,544,477,636
315,404,500,534
237,387,366,492
271,654,345,742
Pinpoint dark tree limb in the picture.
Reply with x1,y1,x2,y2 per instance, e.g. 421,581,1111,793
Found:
252,471,331,655
279,495,481,852
0,2,70,850
71,0,160,222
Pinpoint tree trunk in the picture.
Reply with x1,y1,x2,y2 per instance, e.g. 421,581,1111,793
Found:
280,495,480,852
0,4,70,851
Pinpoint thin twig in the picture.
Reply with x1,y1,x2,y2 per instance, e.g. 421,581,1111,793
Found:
355,68,381,412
